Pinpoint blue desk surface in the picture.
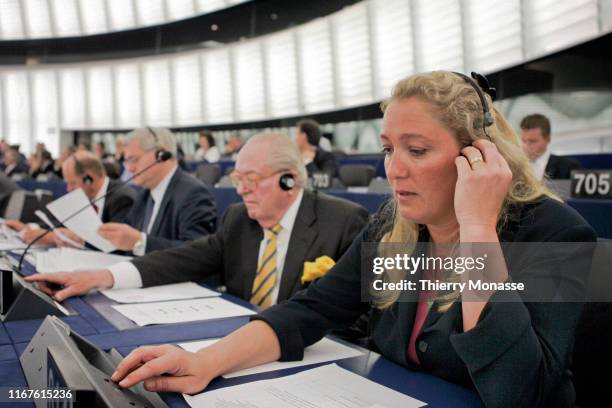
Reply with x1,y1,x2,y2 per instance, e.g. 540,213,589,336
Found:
2,256,483,406
114,341,483,408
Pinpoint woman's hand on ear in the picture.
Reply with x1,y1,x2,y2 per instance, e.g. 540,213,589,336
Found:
454,139,512,238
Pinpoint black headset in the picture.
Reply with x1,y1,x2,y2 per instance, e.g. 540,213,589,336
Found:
146,126,173,161
279,173,297,191
453,72,497,139
73,155,93,185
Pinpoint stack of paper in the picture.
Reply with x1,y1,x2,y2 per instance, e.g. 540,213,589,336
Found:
0,222,27,250
183,364,426,408
179,337,363,378
101,282,220,303
46,188,116,252
112,297,256,326
35,248,132,273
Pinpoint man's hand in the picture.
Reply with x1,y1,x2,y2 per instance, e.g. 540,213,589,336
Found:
4,219,26,232
25,269,114,301
98,223,142,251
112,345,214,394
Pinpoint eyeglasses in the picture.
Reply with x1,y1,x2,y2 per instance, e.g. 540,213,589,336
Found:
229,169,284,190
124,149,155,165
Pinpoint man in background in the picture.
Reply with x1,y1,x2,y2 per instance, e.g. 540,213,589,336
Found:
296,119,338,178
27,133,368,307
520,113,581,179
5,151,135,245
96,127,217,255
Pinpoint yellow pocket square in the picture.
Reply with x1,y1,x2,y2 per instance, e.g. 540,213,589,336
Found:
301,256,335,284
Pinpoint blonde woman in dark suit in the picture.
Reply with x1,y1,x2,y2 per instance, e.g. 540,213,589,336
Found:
111,71,595,407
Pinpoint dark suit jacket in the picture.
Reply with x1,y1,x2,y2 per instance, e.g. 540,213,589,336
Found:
101,179,136,223
256,198,596,407
124,168,216,253
5,162,28,178
0,174,20,215
545,155,581,179
131,190,369,303
306,148,338,177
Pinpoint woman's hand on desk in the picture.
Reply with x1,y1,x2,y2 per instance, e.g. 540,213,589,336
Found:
112,321,282,393
24,269,114,301
112,345,213,394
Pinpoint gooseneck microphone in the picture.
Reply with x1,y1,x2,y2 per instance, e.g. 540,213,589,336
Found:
16,151,172,272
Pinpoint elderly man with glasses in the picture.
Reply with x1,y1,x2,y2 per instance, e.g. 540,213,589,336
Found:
27,133,368,308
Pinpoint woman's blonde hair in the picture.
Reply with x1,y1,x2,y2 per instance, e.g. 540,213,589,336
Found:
373,71,557,310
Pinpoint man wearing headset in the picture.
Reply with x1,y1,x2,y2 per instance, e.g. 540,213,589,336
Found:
4,151,135,245
96,127,217,256
27,133,369,307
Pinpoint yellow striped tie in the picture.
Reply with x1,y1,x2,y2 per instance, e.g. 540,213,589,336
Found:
250,224,282,309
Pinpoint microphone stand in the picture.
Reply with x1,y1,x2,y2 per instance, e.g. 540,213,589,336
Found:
16,153,172,272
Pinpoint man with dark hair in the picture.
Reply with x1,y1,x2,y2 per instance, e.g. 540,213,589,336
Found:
296,119,338,177
5,151,136,245
520,113,581,179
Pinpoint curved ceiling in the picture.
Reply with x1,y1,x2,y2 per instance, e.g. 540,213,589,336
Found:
0,0,250,40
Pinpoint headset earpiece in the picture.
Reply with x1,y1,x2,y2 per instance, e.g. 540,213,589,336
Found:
453,71,496,138
147,126,172,161
279,173,296,191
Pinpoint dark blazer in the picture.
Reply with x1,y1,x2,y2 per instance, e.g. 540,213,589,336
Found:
5,162,28,178
124,168,216,253
256,198,596,408
131,190,369,303
545,155,581,179
306,148,338,177
101,179,136,223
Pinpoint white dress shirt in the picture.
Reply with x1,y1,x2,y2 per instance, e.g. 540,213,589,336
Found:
255,189,303,304
109,188,304,302
109,166,177,283
531,148,551,180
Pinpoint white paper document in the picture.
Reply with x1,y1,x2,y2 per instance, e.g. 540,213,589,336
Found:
183,364,426,408
35,248,132,273
112,297,256,326
0,222,27,250
46,188,116,252
179,337,364,378
34,210,85,249
101,282,221,303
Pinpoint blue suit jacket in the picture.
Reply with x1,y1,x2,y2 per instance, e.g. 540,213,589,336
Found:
124,168,216,253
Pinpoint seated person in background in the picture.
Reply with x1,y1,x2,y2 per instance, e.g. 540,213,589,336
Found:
27,132,369,308
107,71,595,407
296,119,338,177
95,127,217,255
193,130,221,163
94,141,112,160
28,150,55,179
221,134,243,160
53,145,77,178
5,151,135,245
3,148,28,178
520,113,581,179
